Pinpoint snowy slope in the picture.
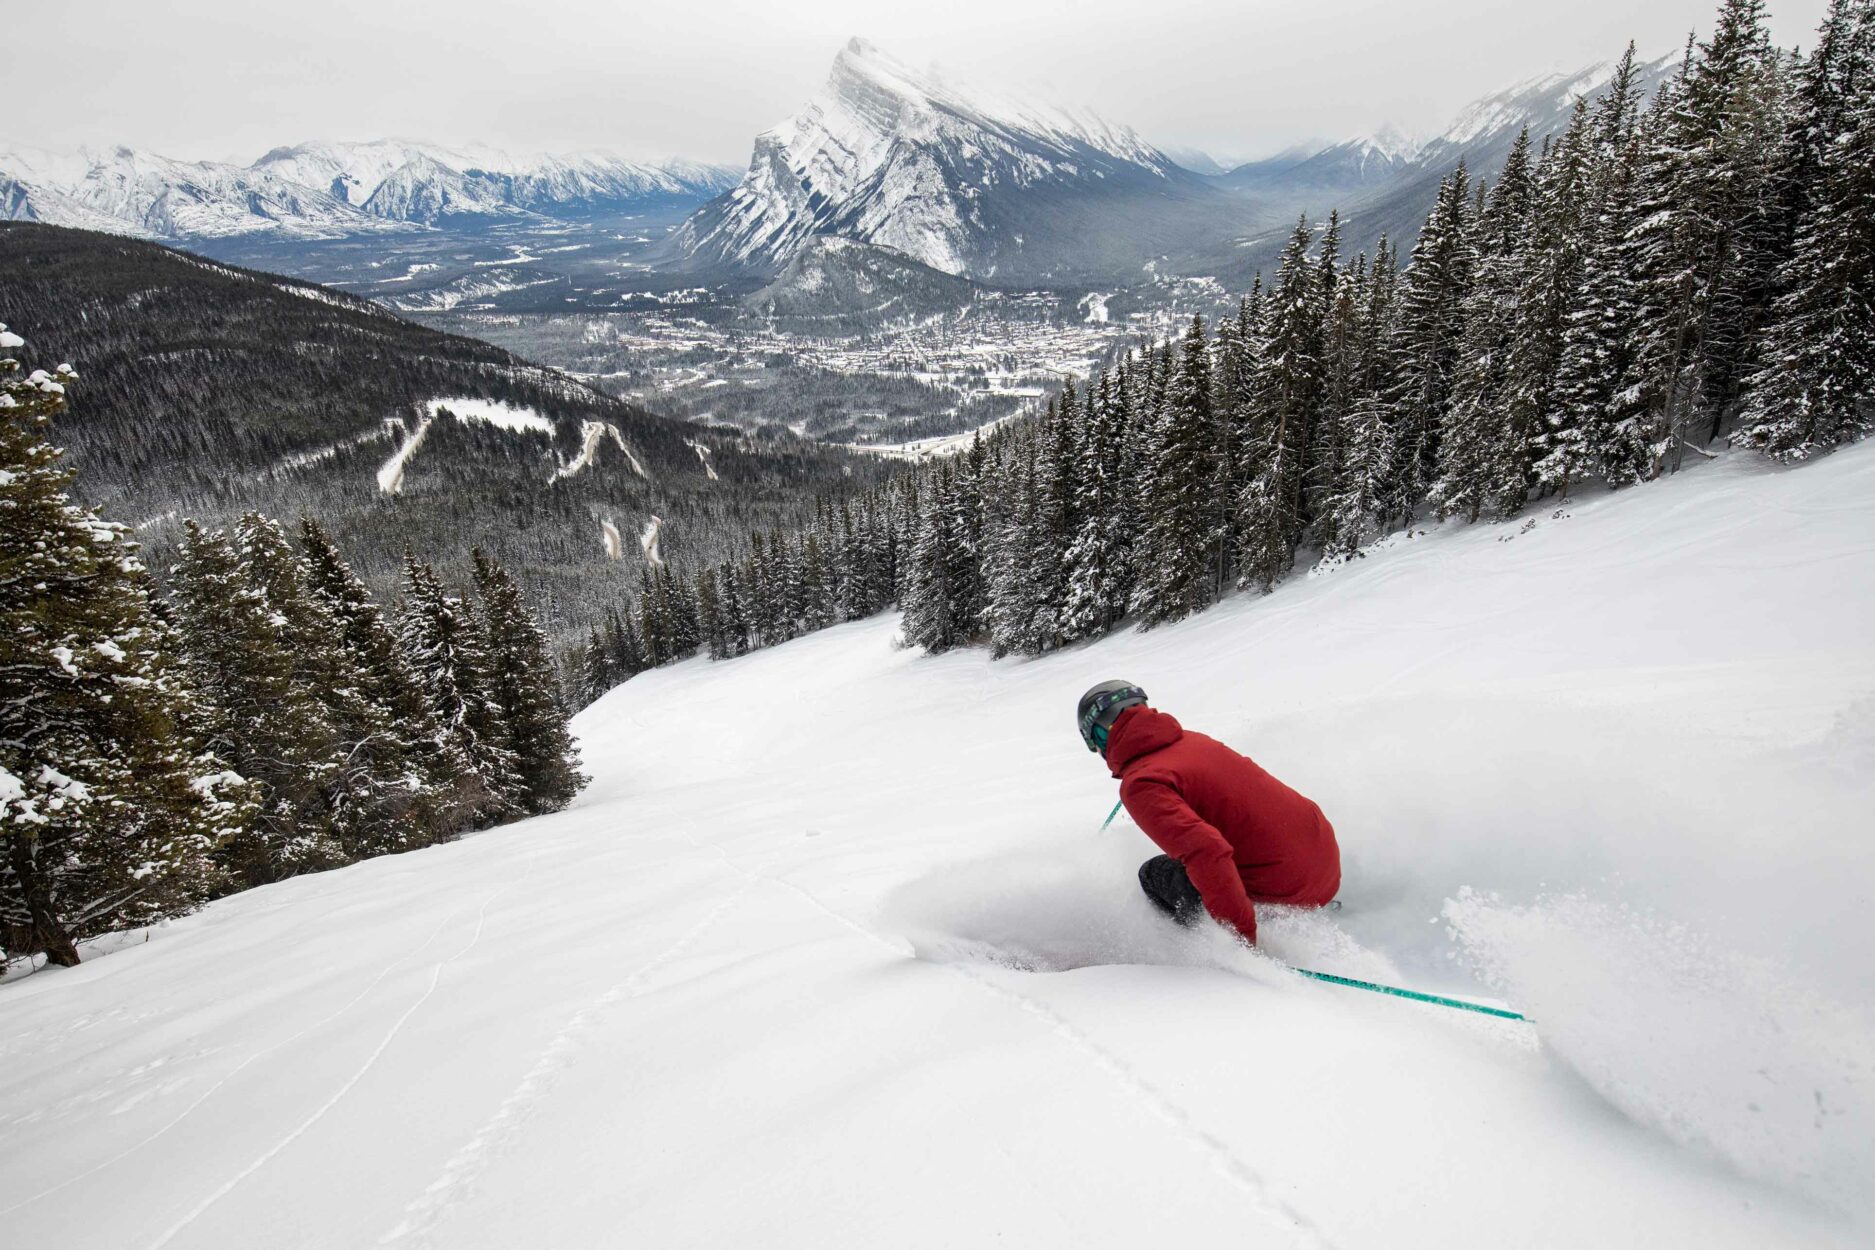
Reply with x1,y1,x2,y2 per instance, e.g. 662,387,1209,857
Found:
4,445,1873,1248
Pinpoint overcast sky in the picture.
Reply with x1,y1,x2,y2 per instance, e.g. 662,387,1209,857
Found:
14,0,1831,167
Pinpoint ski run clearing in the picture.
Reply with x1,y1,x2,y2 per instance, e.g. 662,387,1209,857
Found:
555,420,650,482
4,443,1873,1249
374,414,434,495
639,515,664,567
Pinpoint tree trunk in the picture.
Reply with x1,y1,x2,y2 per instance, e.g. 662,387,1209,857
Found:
7,838,81,966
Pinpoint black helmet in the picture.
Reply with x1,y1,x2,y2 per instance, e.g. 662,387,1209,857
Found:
1077,680,1147,753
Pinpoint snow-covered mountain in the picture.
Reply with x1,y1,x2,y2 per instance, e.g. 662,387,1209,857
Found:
0,145,398,240
668,38,1230,282
252,140,739,224
0,142,740,239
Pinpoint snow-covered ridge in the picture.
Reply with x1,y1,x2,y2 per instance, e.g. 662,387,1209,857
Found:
0,141,738,239
0,144,407,241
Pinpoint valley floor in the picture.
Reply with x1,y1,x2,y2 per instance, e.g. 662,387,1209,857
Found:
4,444,1873,1248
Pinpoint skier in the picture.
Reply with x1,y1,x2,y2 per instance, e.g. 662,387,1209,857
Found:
1078,681,1340,945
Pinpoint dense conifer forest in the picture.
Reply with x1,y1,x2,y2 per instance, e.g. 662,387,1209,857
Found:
579,0,1872,700
2,331,585,965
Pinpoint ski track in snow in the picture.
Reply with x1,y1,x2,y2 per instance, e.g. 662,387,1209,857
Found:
377,870,756,1249
146,886,513,1250
681,831,1335,1250
0,915,456,1222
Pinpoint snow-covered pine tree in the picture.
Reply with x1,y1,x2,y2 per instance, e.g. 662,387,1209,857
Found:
606,602,645,676
238,513,425,859
635,567,666,666
471,549,585,815
1505,99,1596,507
1621,4,1791,471
1319,241,1401,558
1735,0,1875,459
743,532,771,650
1061,369,1133,640
1038,386,1082,639
1238,222,1325,592
171,521,346,884
398,554,522,819
1387,164,1476,522
581,626,615,705
1310,243,1366,553
1,337,245,965
1434,128,1539,521
299,516,482,841
904,462,968,653
1543,56,1653,493
1134,316,1219,623
717,561,751,656
697,567,730,660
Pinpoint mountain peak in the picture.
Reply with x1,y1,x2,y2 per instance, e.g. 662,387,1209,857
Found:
670,39,1195,280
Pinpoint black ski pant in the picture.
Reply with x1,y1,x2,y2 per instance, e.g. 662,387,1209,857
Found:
1138,854,1204,926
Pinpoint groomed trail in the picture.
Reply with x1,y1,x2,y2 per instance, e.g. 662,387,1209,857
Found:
4,444,1873,1248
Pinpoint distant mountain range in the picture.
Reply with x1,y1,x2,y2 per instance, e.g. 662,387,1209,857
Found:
0,42,1679,292
0,142,739,239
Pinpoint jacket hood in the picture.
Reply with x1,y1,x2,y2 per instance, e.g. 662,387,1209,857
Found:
1106,706,1183,777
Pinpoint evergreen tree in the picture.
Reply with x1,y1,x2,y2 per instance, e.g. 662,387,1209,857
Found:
300,517,478,841
1508,99,1597,503
1134,316,1219,622
1239,223,1326,591
904,464,972,653
471,549,585,815
1434,128,1540,521
985,441,1050,655
398,554,522,818
1,339,245,965
605,602,645,676
1622,4,1790,469
1544,60,1654,492
239,513,423,859
1319,242,1400,557
1735,0,1875,458
581,625,615,705
1387,164,1477,520
1062,369,1133,639
171,522,344,884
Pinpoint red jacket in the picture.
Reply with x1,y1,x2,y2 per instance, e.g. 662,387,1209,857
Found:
1109,706,1339,943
